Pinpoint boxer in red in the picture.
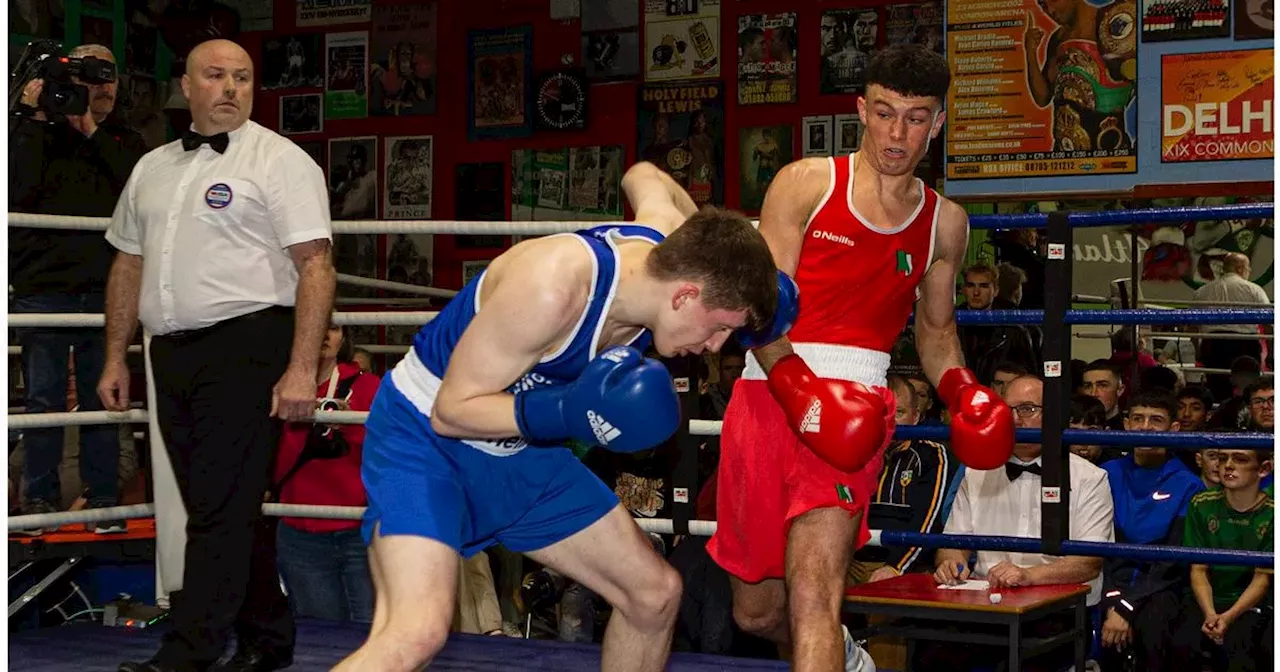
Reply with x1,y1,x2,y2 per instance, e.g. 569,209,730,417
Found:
707,45,1016,671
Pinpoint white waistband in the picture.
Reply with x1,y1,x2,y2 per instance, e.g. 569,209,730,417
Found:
389,350,528,457
743,343,890,389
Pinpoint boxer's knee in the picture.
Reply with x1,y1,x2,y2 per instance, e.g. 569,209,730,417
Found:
371,620,449,671
616,563,682,632
731,582,787,638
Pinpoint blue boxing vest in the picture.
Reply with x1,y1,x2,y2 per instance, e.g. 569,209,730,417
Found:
387,224,664,457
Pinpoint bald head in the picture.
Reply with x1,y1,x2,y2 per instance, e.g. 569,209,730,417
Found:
182,39,254,135
1005,375,1044,404
1223,252,1251,276
69,43,114,62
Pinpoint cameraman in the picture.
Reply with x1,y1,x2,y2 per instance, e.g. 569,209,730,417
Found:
9,44,147,526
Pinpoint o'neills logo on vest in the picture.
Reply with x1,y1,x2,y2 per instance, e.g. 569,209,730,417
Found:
812,229,856,247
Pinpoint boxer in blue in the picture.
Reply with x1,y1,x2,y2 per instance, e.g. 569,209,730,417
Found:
334,162,791,672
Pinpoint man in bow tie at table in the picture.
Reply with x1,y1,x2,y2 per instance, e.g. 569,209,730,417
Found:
923,374,1116,671
99,38,336,672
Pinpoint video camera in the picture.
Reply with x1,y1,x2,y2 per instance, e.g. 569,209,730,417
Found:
9,40,117,119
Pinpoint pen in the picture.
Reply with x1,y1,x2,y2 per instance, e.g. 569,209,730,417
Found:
952,563,965,586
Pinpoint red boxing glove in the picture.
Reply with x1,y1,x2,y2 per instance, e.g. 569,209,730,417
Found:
937,368,1015,470
766,354,889,472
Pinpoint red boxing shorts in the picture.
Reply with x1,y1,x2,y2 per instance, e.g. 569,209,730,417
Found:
707,378,895,583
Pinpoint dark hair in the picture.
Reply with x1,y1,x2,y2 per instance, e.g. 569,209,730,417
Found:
647,206,778,332
887,374,917,410
1139,365,1179,394
718,340,745,361
865,45,951,102
1127,390,1178,420
1232,355,1263,376
331,323,354,363
1069,394,1106,427
994,361,1028,378
1177,384,1214,407
1244,377,1275,403
1083,359,1122,382
1110,329,1136,353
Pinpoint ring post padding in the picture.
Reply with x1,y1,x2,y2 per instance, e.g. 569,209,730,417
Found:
671,356,701,538
1041,210,1071,556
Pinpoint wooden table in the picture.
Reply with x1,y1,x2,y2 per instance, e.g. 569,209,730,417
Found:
843,573,1090,672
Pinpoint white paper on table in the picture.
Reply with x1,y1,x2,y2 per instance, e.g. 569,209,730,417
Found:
936,579,991,591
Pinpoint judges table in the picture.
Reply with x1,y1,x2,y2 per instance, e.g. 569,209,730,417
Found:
843,573,1090,672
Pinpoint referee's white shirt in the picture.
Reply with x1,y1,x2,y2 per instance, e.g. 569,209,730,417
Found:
942,453,1115,605
106,120,331,336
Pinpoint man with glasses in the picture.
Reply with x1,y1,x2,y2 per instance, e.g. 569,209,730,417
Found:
1244,379,1274,432
922,375,1114,671
1097,391,1206,670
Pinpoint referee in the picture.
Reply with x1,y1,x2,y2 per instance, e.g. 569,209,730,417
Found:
98,39,335,672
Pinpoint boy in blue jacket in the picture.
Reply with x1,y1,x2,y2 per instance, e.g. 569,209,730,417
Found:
1098,390,1206,670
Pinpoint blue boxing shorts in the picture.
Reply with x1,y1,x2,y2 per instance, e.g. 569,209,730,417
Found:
360,376,619,558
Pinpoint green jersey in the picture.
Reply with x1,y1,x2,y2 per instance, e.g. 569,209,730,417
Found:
1183,489,1274,610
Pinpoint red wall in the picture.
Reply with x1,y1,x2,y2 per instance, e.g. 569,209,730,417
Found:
241,0,896,291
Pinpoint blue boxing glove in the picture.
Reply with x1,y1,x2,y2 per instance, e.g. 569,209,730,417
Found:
737,269,800,349
514,346,681,453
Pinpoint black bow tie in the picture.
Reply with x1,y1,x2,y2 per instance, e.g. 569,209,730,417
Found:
182,130,229,154
1006,461,1043,481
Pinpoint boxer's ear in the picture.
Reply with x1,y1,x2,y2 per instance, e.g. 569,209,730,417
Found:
671,282,701,311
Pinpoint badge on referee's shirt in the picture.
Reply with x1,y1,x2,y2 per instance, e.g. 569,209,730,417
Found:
205,183,233,209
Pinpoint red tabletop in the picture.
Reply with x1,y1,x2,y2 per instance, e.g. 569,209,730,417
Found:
10,518,157,545
844,572,1090,614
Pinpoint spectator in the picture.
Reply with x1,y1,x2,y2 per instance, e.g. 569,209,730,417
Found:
10,43,147,530
994,261,1026,308
453,552,504,636
1243,378,1274,432
1208,356,1263,430
1194,450,1224,491
956,263,1038,384
272,322,379,623
992,228,1045,310
1109,329,1160,373
1192,252,1272,401
1098,391,1205,671
923,375,1114,671
1068,394,1108,464
850,375,959,583
990,361,1028,399
350,347,374,374
1081,360,1128,429
700,342,744,421
905,372,944,425
1156,449,1273,672
1177,385,1214,432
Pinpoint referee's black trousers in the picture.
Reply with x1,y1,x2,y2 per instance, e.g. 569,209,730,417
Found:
149,307,296,670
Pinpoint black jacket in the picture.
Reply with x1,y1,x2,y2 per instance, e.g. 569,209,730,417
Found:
856,439,959,574
9,115,147,295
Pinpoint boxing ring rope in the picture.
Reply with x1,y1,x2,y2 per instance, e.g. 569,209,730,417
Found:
7,202,1276,605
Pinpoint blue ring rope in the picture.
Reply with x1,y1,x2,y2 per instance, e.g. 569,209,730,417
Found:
968,202,1274,230
942,308,1274,326
876,531,1273,568
895,426,1273,450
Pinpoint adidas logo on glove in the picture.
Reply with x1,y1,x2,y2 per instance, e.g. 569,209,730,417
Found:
800,399,822,433
588,410,622,445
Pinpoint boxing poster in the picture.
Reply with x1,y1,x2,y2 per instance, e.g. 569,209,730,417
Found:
328,136,377,221
884,2,944,54
583,0,641,81
802,116,834,157
1142,0,1229,41
467,25,533,140
643,0,721,82
383,135,433,220
1236,0,1274,39
739,125,793,213
385,233,435,346
819,9,878,94
325,31,368,120
369,3,437,116
1161,50,1274,162
637,82,724,206
511,146,624,222
279,94,322,135
298,0,371,27
945,0,1138,179
294,140,325,169
737,13,798,106
261,34,323,90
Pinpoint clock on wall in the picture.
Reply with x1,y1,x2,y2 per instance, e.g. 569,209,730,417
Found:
535,70,588,132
